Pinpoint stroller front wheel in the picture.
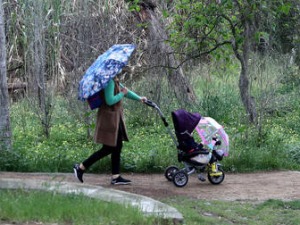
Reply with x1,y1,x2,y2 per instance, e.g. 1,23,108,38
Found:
207,168,225,185
173,171,189,187
164,166,179,181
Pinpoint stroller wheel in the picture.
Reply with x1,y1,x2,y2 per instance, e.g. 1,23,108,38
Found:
164,166,179,181
207,168,225,185
173,171,189,187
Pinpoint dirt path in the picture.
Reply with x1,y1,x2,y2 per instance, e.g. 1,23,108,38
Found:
1,171,299,201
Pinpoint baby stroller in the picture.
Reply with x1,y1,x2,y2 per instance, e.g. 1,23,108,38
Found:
145,100,229,187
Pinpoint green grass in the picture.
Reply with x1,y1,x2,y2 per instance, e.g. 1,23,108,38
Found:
1,190,299,225
5,91,300,174
3,55,300,173
0,189,163,225
165,197,300,225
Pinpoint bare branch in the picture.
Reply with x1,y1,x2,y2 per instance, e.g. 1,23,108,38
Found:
144,40,232,71
221,14,242,61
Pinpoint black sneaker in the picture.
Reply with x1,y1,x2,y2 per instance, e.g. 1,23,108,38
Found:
73,164,84,183
111,176,131,185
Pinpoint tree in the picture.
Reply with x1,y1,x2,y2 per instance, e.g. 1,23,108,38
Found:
0,0,12,151
13,0,59,138
167,0,295,123
128,0,196,104
31,0,51,138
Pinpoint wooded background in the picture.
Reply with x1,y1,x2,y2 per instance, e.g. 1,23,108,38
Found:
1,0,300,151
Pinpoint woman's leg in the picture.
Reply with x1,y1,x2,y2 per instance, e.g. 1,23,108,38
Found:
74,144,116,183
82,145,114,169
111,133,123,175
110,126,131,184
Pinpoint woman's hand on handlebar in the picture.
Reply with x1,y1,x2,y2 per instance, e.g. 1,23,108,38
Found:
121,87,128,95
140,96,147,103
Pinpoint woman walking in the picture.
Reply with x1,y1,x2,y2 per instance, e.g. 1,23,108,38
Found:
74,76,147,185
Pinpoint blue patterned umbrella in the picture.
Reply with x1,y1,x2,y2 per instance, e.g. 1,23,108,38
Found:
78,44,136,101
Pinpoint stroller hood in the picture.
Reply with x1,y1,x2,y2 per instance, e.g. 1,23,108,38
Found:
172,109,201,134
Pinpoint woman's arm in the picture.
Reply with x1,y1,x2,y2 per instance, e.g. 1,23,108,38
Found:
126,90,142,101
104,80,146,106
120,83,145,101
119,83,142,101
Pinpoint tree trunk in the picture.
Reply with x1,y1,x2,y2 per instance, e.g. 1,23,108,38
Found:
237,19,257,123
33,0,50,137
136,1,196,103
239,60,257,123
24,1,52,138
0,0,12,151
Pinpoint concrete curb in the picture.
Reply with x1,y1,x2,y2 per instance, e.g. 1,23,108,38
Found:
0,177,183,223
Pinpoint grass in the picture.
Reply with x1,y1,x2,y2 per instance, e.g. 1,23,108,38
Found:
165,197,300,225
1,60,300,225
0,189,163,225
5,90,300,174
2,55,300,174
1,189,299,225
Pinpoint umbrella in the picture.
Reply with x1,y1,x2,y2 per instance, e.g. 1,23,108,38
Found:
78,44,136,101
195,117,229,156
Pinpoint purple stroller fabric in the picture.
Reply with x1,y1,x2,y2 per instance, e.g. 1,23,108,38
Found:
172,109,202,153
172,109,201,136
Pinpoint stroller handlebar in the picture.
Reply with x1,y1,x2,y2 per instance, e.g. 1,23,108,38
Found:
144,100,169,127
144,100,157,108
144,99,178,145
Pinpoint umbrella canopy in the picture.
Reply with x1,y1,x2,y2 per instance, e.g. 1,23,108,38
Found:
78,44,136,101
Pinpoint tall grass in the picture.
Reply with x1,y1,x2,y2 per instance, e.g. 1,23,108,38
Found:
3,55,300,173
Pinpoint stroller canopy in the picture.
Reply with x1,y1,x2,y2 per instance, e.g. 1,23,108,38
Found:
172,109,201,135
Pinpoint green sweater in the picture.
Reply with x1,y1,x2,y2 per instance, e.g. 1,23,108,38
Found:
104,79,141,106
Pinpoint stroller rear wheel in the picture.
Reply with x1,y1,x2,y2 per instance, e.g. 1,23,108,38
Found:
207,168,225,185
173,171,189,187
164,166,179,181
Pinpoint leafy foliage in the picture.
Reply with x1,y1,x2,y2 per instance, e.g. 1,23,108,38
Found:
168,0,299,58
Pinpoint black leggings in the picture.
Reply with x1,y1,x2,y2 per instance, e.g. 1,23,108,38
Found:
82,130,123,175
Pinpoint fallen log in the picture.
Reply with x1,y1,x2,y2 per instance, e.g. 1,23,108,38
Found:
7,82,27,91
7,82,27,102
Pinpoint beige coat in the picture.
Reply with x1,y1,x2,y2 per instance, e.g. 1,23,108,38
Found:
94,81,129,147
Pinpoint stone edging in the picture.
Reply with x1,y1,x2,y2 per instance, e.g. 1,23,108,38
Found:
0,177,183,223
